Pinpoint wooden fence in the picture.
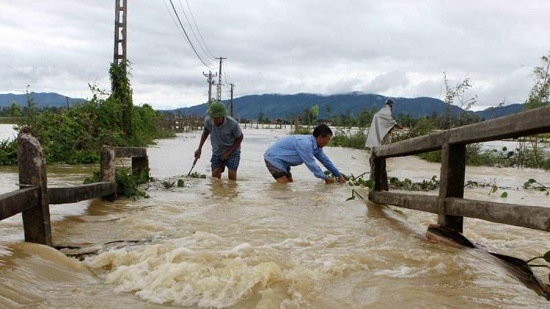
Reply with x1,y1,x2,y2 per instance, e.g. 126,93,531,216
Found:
369,106,550,298
0,133,148,246
369,105,550,233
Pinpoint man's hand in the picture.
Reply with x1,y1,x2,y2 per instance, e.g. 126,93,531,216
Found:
194,149,201,159
221,151,231,161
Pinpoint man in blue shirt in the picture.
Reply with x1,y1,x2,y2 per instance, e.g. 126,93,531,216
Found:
194,101,244,180
264,124,347,184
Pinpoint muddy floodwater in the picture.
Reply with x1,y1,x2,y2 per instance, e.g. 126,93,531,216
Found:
1,124,549,308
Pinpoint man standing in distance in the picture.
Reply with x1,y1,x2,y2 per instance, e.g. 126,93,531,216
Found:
365,99,404,148
263,124,347,184
194,101,244,180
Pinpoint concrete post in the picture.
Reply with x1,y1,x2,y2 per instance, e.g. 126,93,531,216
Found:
101,145,116,201
18,133,52,246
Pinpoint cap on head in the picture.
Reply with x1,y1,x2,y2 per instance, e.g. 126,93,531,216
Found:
385,99,395,106
207,101,227,118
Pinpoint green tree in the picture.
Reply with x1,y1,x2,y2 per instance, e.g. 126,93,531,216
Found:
310,104,319,124
9,102,20,117
257,112,265,124
441,72,477,129
524,52,550,110
518,52,550,168
325,103,332,121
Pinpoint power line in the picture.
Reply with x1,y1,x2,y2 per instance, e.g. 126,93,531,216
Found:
165,0,212,68
181,0,216,59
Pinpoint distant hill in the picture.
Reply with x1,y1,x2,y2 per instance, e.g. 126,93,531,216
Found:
168,92,524,121
0,91,526,121
0,92,86,108
474,104,524,120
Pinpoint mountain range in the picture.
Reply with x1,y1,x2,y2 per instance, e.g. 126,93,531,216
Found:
0,92,525,121
0,92,86,109
168,92,524,121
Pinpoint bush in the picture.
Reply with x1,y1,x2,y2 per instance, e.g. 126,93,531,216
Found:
0,139,17,165
330,128,366,149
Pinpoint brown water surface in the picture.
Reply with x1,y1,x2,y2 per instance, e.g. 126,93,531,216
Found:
1,127,549,308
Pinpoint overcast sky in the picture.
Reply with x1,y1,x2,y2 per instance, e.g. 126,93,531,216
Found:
1,1,548,111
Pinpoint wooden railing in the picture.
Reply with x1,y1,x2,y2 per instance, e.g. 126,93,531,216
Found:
369,105,550,233
0,133,148,246
369,106,550,299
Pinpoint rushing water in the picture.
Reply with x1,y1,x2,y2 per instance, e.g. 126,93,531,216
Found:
0,124,549,308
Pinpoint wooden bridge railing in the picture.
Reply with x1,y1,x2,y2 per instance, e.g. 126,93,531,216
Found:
0,133,148,246
369,105,550,233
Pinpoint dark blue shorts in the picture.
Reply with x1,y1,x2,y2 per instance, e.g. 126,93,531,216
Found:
211,150,240,171
264,159,291,179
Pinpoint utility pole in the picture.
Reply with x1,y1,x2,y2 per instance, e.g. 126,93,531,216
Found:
113,0,127,65
229,83,235,117
215,57,226,101
203,71,217,107
113,0,132,138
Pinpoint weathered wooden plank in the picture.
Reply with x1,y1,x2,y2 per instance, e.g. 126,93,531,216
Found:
368,191,439,213
373,105,550,158
48,182,117,204
370,156,388,191
115,147,147,158
373,131,448,158
0,187,39,220
447,106,550,144
446,198,550,232
368,192,550,232
437,143,466,232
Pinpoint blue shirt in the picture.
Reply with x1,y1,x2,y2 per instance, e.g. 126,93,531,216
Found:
263,135,341,180
204,116,243,156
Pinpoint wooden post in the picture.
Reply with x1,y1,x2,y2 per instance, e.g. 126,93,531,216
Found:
101,145,116,201
370,152,388,191
18,133,52,246
437,143,466,232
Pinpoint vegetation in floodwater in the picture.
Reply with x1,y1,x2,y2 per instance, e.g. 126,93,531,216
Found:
523,178,550,196
188,171,206,179
84,167,151,199
389,175,440,191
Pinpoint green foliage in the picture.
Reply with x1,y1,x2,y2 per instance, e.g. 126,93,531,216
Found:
526,250,550,272
83,167,150,199
440,72,478,129
345,172,374,189
0,139,17,165
0,117,21,124
115,168,150,199
524,52,550,110
3,64,169,166
389,175,440,191
109,61,133,137
416,144,550,171
523,178,549,196
330,128,366,149
188,171,206,179
292,126,311,135
418,150,442,163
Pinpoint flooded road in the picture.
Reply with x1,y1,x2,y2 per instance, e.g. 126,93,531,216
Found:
1,125,549,308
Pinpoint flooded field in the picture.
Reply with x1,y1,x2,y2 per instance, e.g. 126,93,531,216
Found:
1,125,549,308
